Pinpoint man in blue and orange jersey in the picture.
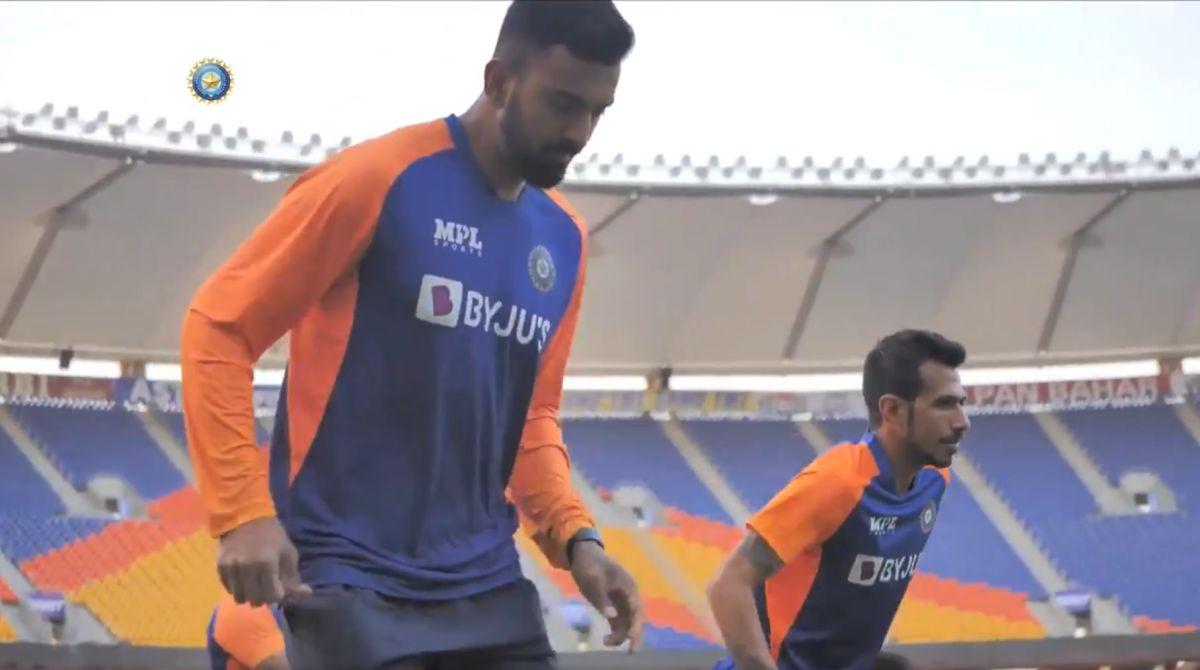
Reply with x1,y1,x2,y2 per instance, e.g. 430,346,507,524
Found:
707,330,971,670
180,2,643,668
207,593,289,670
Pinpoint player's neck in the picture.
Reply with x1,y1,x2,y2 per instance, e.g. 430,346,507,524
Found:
459,101,526,202
877,432,920,493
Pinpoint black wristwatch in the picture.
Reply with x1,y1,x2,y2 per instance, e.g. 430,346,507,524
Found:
566,527,605,567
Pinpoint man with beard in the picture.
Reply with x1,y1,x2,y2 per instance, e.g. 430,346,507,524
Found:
180,2,642,668
707,330,970,670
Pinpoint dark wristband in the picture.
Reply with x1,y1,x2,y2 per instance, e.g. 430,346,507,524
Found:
566,527,605,566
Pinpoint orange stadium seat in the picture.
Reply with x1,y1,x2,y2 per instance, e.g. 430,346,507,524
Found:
0,576,18,605
650,529,726,597
0,611,17,642
1133,615,1198,635
513,524,715,643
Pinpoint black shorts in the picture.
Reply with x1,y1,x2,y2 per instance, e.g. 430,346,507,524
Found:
282,578,556,670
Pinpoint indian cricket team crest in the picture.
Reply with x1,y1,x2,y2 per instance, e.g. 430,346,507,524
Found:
189,58,234,104
919,500,937,533
528,245,556,292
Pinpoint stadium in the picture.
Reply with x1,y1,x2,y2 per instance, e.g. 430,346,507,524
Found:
3,5,1200,667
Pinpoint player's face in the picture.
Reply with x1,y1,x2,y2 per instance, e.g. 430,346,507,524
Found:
906,361,970,468
500,45,619,188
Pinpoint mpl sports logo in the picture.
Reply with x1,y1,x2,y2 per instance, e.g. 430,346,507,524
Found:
434,218,483,257
847,552,922,587
415,275,551,351
868,516,898,536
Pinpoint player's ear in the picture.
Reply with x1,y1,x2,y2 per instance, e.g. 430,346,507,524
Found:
483,59,515,108
879,394,904,429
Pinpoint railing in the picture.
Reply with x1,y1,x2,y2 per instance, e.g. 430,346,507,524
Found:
1,634,1199,670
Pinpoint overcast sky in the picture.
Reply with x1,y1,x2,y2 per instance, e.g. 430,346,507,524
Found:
1,1,1198,166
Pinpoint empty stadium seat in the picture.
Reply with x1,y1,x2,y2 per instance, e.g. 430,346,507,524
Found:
1059,405,1200,506
8,405,186,499
0,576,17,605
962,413,1097,527
642,623,719,651
565,418,731,523
0,426,61,515
0,611,17,642
681,419,817,509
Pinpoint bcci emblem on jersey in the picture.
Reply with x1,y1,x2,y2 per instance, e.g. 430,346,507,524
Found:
528,245,555,292
919,500,937,533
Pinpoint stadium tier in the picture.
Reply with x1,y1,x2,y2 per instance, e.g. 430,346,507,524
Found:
680,419,817,509
0,427,60,515
0,404,1196,651
7,406,185,500
564,418,733,523
1059,405,1200,506
962,414,1097,525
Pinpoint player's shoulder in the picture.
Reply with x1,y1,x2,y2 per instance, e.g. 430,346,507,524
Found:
539,188,589,239
294,118,455,196
809,441,878,485
340,118,454,177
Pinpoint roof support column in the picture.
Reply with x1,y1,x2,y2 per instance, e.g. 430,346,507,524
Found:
587,190,643,238
0,157,138,338
783,196,886,359
1036,189,1131,353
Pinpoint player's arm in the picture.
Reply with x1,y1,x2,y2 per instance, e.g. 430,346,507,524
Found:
506,216,643,651
707,532,782,670
181,154,385,603
508,228,593,570
707,455,861,669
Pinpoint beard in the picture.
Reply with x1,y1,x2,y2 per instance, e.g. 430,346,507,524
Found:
500,100,580,189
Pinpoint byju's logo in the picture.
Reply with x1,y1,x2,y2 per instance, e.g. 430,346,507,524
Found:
414,274,552,351
434,218,483,256
415,275,464,327
848,553,921,587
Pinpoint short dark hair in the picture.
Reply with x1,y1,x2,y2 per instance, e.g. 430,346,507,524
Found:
494,0,635,68
863,329,967,428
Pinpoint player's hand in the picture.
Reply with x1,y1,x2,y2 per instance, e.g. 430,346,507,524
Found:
570,541,645,652
217,516,312,606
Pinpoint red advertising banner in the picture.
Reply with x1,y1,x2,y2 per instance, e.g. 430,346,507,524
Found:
0,373,114,401
967,376,1169,412
46,376,114,401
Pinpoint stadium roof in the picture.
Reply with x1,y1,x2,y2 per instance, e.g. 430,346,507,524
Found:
4,102,1200,374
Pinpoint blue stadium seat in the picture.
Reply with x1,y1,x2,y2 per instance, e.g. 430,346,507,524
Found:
1059,405,1200,509
0,515,109,564
681,419,817,509
0,425,62,515
565,418,732,523
642,624,719,651
8,406,185,500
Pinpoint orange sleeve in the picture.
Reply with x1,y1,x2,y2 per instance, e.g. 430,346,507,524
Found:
746,447,866,564
212,597,285,669
181,145,395,538
507,194,593,570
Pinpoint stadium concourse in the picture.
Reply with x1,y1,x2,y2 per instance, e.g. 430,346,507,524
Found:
2,102,1200,668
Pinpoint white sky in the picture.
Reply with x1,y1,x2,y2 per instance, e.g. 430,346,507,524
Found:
1,1,1199,166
